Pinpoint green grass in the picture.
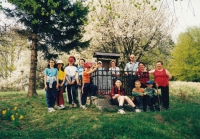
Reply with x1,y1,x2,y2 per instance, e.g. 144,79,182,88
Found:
0,82,200,139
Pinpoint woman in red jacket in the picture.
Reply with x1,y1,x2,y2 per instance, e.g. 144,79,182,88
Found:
111,79,135,114
149,61,172,110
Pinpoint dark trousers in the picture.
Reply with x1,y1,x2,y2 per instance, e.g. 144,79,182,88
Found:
144,95,159,107
160,86,169,109
133,96,144,109
67,84,77,104
46,82,57,108
81,83,97,105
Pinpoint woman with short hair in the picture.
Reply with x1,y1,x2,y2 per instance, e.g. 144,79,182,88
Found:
149,61,172,110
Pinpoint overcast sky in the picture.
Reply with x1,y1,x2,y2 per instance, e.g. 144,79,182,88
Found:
1,0,200,42
167,0,200,40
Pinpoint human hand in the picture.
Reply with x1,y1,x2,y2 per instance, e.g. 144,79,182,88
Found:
56,84,59,89
45,85,48,90
60,83,64,87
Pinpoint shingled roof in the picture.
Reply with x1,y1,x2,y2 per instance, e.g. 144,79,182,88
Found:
93,52,120,58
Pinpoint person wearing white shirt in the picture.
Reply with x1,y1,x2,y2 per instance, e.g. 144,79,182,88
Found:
64,56,78,108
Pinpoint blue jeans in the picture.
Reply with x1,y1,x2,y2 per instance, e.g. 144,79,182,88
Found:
81,83,97,105
67,84,78,104
46,82,57,108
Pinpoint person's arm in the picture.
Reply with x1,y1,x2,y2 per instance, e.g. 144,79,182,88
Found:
86,65,99,74
149,69,155,74
44,69,48,90
65,75,71,84
60,72,66,87
75,72,79,85
56,69,59,89
132,89,142,97
165,69,172,80
71,76,76,84
44,75,47,90
111,87,120,99
144,89,149,96
154,88,158,95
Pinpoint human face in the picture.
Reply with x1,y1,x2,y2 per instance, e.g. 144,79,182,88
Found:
98,63,102,67
146,84,153,88
135,82,141,88
139,63,145,71
79,60,85,66
49,60,55,68
111,62,115,67
156,62,163,70
115,80,122,87
84,67,90,72
57,63,63,68
130,55,135,61
68,61,73,66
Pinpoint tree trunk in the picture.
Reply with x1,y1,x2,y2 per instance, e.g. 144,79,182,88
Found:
27,33,38,97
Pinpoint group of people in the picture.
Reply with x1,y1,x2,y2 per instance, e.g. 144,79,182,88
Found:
111,54,172,114
44,56,99,112
44,54,172,114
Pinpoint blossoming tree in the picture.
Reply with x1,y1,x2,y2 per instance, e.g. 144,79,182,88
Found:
83,0,174,65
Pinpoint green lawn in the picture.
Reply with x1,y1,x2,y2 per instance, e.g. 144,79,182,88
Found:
0,82,200,139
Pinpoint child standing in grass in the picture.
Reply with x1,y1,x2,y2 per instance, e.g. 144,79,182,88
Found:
81,62,98,110
64,56,78,108
132,80,145,112
44,59,58,112
56,60,66,110
76,58,85,107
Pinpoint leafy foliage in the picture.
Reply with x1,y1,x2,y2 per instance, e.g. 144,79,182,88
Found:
5,0,89,58
169,26,200,81
0,27,28,79
3,0,89,96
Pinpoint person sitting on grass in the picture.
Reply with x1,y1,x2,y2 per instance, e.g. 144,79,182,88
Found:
81,62,98,110
144,80,158,112
132,80,145,112
111,79,135,114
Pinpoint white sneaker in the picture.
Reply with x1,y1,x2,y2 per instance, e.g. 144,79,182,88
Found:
57,106,65,110
82,105,87,110
48,108,55,112
60,105,65,109
73,103,77,108
118,109,126,114
51,108,56,111
91,96,97,100
135,109,141,113
57,106,62,110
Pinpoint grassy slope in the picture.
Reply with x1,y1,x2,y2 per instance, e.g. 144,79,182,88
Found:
0,81,200,139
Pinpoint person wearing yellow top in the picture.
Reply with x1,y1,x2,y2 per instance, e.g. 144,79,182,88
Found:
56,60,66,110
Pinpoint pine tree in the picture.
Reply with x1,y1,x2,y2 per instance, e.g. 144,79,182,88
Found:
4,0,89,96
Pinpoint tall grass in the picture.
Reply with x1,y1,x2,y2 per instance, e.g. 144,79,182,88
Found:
0,82,200,139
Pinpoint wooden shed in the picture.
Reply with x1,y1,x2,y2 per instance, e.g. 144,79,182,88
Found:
93,52,120,70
